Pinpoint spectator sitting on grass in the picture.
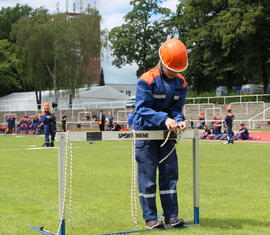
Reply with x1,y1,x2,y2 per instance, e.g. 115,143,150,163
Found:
120,125,129,131
233,123,259,140
112,121,121,131
209,116,217,131
200,125,211,139
214,116,223,132
0,124,8,133
32,115,40,134
220,125,228,140
210,125,223,140
85,112,91,121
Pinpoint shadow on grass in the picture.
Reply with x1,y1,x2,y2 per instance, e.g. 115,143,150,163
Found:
201,218,270,230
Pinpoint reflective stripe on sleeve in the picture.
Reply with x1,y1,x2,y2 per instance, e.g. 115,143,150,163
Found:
153,94,166,99
174,96,180,100
159,190,177,195
139,193,156,198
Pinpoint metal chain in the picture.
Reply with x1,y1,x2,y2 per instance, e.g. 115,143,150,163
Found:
159,129,183,164
56,131,74,235
67,132,74,231
56,132,69,235
131,129,138,226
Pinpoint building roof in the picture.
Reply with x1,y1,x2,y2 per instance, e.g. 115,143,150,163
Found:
0,86,129,111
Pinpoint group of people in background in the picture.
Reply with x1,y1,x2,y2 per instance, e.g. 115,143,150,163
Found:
199,106,258,143
0,103,58,147
0,114,44,134
95,109,130,132
1,104,260,145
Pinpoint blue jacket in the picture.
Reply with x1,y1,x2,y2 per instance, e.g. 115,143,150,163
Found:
41,111,56,132
133,68,187,130
225,113,234,128
7,117,15,126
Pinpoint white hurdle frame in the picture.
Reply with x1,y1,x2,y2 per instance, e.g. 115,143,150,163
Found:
51,129,199,235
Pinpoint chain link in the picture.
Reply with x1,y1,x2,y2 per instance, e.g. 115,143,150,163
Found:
67,132,74,231
131,129,138,226
56,131,74,235
56,132,69,235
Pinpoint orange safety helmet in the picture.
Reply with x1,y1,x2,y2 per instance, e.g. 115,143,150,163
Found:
43,103,50,108
159,38,188,72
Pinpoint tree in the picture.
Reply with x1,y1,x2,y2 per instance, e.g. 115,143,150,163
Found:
109,0,172,76
0,39,20,96
12,8,52,109
174,0,270,93
63,10,102,107
12,8,102,108
0,4,33,42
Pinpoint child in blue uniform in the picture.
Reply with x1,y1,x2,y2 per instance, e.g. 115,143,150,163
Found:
41,103,56,147
133,39,188,229
224,106,234,144
234,123,249,140
7,115,16,134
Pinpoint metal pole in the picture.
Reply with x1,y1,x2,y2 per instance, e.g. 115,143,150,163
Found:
193,129,200,224
58,134,66,235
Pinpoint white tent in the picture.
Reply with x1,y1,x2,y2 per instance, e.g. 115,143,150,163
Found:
0,86,130,111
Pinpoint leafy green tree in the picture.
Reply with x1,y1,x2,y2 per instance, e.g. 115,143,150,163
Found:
0,39,20,96
12,8,52,109
12,8,102,108
109,0,172,76
0,4,32,42
63,10,102,106
174,0,270,93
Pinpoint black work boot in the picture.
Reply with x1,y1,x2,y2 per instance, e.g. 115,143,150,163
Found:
165,217,185,227
145,219,164,229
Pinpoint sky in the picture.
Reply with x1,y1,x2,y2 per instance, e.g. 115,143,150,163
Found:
0,0,178,84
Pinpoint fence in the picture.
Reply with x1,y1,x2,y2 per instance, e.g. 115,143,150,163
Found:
1,94,270,112
186,94,270,105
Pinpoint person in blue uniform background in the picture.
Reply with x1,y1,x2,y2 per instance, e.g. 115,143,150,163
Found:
132,39,188,229
234,123,249,140
224,105,234,144
41,103,56,147
7,114,16,134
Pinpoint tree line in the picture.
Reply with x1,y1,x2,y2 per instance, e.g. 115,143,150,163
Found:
109,0,270,93
0,4,101,108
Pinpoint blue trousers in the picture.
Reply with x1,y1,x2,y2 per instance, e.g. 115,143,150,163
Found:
227,126,234,141
44,129,55,146
136,140,178,221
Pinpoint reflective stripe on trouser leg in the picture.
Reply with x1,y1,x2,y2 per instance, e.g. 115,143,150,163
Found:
158,140,178,219
136,140,159,221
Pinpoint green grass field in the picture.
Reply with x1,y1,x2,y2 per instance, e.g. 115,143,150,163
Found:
0,134,270,235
